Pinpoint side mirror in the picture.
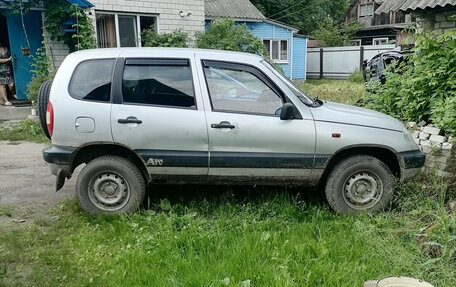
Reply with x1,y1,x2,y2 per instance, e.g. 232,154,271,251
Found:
280,103,296,120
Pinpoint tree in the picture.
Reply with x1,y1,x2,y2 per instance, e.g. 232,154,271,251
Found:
142,29,188,47
312,19,361,47
196,18,266,55
250,0,351,36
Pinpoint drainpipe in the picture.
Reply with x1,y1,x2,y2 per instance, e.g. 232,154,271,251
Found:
290,32,293,80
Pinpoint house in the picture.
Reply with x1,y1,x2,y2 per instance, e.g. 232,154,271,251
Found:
205,0,307,80
375,0,456,34
0,0,205,101
341,0,415,46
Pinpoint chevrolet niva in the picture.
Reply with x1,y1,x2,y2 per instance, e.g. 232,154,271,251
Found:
38,48,425,215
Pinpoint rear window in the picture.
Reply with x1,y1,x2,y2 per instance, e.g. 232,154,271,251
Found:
69,59,115,102
122,59,195,108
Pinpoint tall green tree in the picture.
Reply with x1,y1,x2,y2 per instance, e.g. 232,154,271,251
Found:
250,0,350,36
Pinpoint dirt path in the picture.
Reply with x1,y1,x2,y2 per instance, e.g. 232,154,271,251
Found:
0,141,76,222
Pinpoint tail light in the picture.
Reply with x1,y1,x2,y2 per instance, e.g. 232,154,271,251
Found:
46,102,54,138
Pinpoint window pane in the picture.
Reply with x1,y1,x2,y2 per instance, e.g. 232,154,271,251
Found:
118,15,137,47
271,40,279,60
96,14,116,48
122,64,195,108
263,39,270,56
140,16,157,46
69,59,114,102
360,4,373,17
204,65,282,115
280,40,288,61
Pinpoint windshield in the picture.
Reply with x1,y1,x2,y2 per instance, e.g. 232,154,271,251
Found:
261,60,316,106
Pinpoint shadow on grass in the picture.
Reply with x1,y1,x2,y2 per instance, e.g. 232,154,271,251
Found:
143,184,327,211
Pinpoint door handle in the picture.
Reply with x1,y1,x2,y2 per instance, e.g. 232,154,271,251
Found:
211,121,235,129
118,117,142,124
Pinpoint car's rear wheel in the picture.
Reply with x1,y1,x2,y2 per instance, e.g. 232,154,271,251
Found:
37,80,53,139
325,155,394,214
76,156,145,215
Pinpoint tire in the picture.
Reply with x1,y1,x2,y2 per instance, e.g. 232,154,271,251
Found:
325,155,394,214
76,156,146,215
37,80,53,139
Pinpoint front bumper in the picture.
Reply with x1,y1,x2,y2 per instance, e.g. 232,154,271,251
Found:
399,150,426,181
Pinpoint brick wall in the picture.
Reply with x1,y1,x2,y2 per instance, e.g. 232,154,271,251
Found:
408,122,455,178
43,0,205,68
42,13,71,69
416,9,456,34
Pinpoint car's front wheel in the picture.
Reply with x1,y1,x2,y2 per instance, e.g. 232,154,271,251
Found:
76,156,145,215
325,155,394,214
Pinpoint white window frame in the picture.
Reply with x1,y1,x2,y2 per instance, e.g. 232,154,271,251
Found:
344,39,362,46
263,39,289,63
95,11,159,48
373,37,389,46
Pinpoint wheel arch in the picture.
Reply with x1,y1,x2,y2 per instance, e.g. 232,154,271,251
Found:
319,145,403,186
69,143,150,182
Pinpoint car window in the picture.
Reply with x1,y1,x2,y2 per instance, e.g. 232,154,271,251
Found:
122,61,196,108
69,59,114,102
204,64,283,115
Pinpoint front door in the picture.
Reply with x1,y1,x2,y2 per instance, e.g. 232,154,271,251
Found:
198,59,316,182
110,57,209,178
5,10,43,100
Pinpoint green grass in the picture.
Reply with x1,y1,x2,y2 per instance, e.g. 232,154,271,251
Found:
297,79,365,105
1,178,455,287
0,120,50,143
0,205,13,217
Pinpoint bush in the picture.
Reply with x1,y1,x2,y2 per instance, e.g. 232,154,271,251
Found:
196,18,266,55
142,29,188,47
27,44,55,103
362,30,456,135
348,70,364,83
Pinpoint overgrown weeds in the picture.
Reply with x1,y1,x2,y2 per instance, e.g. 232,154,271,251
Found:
0,120,49,143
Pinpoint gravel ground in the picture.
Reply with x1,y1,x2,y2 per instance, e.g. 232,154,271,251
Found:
0,141,77,223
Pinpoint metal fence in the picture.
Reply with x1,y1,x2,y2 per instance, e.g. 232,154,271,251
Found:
306,45,396,79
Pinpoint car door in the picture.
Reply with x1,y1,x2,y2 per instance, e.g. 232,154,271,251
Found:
197,58,316,182
110,57,209,178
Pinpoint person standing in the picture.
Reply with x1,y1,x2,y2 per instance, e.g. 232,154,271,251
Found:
0,43,15,106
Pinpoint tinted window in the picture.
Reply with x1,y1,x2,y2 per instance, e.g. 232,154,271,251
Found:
69,59,114,102
122,63,195,108
204,64,282,115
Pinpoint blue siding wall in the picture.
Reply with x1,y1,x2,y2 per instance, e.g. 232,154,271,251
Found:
292,37,306,79
243,21,292,77
205,20,306,79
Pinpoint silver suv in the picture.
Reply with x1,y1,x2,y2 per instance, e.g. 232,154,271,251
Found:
39,48,425,215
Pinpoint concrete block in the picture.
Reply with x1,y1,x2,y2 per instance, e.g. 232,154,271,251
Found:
440,21,456,28
419,132,430,140
436,14,447,22
414,138,420,145
436,170,453,178
427,155,450,165
413,130,420,138
407,122,417,129
430,135,447,144
422,126,441,135
421,145,432,153
442,142,453,150
418,120,427,127
427,161,448,171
